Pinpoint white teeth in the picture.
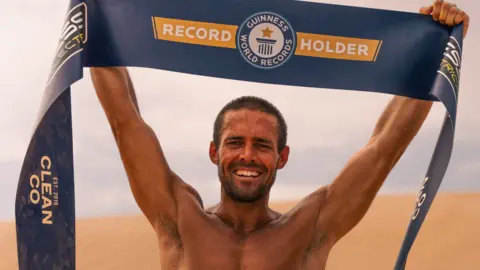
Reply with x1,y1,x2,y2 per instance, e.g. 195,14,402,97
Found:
235,170,260,177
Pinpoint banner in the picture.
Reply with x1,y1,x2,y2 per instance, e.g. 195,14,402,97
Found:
15,1,84,269
15,0,463,269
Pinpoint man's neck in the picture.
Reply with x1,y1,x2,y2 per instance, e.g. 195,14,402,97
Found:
213,193,277,235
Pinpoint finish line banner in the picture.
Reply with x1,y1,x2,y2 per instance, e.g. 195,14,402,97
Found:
15,0,463,269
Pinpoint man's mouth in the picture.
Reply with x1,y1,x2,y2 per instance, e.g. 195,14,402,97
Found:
233,169,263,178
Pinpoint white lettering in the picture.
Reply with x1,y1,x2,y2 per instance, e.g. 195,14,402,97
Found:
209,29,220,41
61,24,78,41
313,40,324,52
347,43,356,55
260,46,291,67
197,28,207,39
358,44,368,56
70,11,83,25
163,24,174,35
164,24,232,42
412,177,429,220
300,38,369,56
175,25,185,36
221,31,231,42
186,26,195,38
326,41,334,53
446,47,460,67
336,42,346,54
300,39,312,51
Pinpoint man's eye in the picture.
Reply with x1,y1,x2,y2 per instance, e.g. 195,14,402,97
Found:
228,141,242,145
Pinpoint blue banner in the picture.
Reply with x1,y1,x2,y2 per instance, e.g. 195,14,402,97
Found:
15,0,463,269
15,1,84,269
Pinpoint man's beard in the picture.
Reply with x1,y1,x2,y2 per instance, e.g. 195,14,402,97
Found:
218,166,277,203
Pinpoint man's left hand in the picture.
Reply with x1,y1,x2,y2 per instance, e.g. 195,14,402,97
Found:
420,0,470,38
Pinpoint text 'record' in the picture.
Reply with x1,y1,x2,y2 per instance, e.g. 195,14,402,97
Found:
15,0,463,269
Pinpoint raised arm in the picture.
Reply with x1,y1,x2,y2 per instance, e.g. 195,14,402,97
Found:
317,96,432,239
90,67,199,228
316,1,469,241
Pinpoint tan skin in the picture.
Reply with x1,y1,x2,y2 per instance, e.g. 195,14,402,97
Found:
90,1,469,269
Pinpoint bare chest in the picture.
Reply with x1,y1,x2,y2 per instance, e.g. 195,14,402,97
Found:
157,215,331,270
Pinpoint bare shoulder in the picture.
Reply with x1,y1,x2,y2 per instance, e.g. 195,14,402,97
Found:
265,187,333,259
272,186,329,234
172,173,204,210
283,186,329,219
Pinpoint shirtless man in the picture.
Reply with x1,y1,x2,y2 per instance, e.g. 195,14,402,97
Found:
90,1,469,269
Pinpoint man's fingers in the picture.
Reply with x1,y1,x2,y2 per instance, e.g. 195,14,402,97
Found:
430,1,469,39
451,9,470,38
445,6,458,26
454,9,465,24
464,13,470,38
432,0,443,21
456,11,470,38
439,2,453,24
419,5,434,15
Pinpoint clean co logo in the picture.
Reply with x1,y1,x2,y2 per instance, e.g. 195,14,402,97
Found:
151,11,383,69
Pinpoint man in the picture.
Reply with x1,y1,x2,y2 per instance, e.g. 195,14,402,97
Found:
90,1,469,269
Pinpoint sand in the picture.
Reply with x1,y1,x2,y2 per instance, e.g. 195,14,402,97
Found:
1,192,479,270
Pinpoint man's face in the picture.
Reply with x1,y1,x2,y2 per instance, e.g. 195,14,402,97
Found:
209,109,289,202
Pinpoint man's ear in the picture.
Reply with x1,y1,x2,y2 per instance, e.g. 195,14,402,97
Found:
209,141,219,165
277,145,290,169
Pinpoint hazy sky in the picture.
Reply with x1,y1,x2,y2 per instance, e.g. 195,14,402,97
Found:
0,0,478,221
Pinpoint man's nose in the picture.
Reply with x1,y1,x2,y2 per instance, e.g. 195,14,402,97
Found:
239,144,257,163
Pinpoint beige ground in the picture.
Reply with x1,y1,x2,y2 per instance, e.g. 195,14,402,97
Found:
1,192,479,270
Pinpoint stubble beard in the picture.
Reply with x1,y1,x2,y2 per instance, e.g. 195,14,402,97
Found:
219,167,277,203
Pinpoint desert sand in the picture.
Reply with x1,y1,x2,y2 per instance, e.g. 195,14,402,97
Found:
1,193,480,270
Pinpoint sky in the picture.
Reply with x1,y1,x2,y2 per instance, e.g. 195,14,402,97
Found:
0,0,478,221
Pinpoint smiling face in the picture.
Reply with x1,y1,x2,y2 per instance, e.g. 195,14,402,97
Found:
209,109,290,203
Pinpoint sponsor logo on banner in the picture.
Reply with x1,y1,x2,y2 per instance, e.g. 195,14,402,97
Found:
29,156,59,225
411,176,429,220
236,12,296,69
438,36,462,104
151,11,383,69
47,3,88,85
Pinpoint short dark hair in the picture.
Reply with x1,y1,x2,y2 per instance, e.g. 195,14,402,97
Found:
213,96,288,152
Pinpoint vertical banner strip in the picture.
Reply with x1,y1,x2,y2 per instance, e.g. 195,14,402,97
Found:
15,1,86,269
394,28,463,269
15,89,76,270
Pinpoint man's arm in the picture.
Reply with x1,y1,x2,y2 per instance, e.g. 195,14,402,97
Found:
314,0,469,241
90,67,194,227
317,96,432,239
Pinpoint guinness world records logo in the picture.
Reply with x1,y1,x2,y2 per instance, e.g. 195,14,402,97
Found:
237,11,296,69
